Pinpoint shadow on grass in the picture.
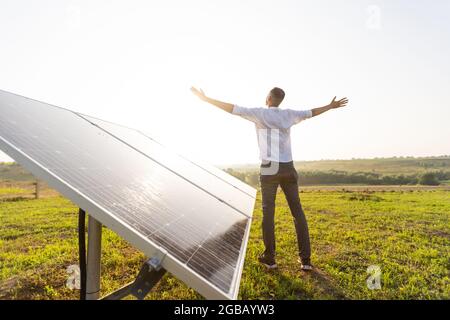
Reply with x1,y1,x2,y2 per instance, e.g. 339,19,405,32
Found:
265,266,348,300
0,265,77,300
0,196,33,203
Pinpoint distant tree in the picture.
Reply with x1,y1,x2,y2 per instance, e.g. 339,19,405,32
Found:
419,172,440,186
246,173,259,187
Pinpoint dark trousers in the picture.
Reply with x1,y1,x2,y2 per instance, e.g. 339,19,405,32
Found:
260,161,311,264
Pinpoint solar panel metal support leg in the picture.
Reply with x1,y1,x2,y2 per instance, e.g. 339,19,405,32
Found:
86,216,102,300
101,256,166,300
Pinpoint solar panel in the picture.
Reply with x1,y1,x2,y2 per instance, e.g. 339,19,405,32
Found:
0,89,256,299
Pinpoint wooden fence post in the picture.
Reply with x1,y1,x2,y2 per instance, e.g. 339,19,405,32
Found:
34,180,41,199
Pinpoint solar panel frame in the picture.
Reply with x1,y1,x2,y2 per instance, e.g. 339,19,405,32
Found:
0,90,255,300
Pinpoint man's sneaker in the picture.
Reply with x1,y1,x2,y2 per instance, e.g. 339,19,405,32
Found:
297,258,314,271
258,255,278,269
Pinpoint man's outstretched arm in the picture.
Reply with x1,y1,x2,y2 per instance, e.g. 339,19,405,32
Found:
190,87,234,113
311,96,349,117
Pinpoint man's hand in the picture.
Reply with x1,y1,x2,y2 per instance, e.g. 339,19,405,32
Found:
311,96,349,117
329,96,349,109
190,86,234,113
190,87,207,101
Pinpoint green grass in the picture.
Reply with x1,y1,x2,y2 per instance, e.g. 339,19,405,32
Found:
0,187,28,196
0,190,449,300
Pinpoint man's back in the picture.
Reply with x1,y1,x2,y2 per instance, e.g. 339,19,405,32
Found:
232,105,312,162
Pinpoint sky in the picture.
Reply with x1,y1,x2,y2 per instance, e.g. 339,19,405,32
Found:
0,0,449,165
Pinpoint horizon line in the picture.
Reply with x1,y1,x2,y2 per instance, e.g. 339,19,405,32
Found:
2,154,450,167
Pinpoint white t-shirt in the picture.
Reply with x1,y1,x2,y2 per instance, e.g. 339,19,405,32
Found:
232,105,312,163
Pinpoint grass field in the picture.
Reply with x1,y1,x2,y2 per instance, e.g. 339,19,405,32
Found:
1,185,449,300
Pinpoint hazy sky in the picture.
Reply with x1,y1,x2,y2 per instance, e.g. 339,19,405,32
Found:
0,0,449,165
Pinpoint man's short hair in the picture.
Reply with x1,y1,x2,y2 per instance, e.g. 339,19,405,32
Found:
269,87,285,106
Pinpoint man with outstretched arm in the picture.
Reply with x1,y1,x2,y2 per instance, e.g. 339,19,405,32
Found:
191,86,348,271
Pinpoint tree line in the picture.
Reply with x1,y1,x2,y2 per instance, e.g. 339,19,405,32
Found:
225,169,449,187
